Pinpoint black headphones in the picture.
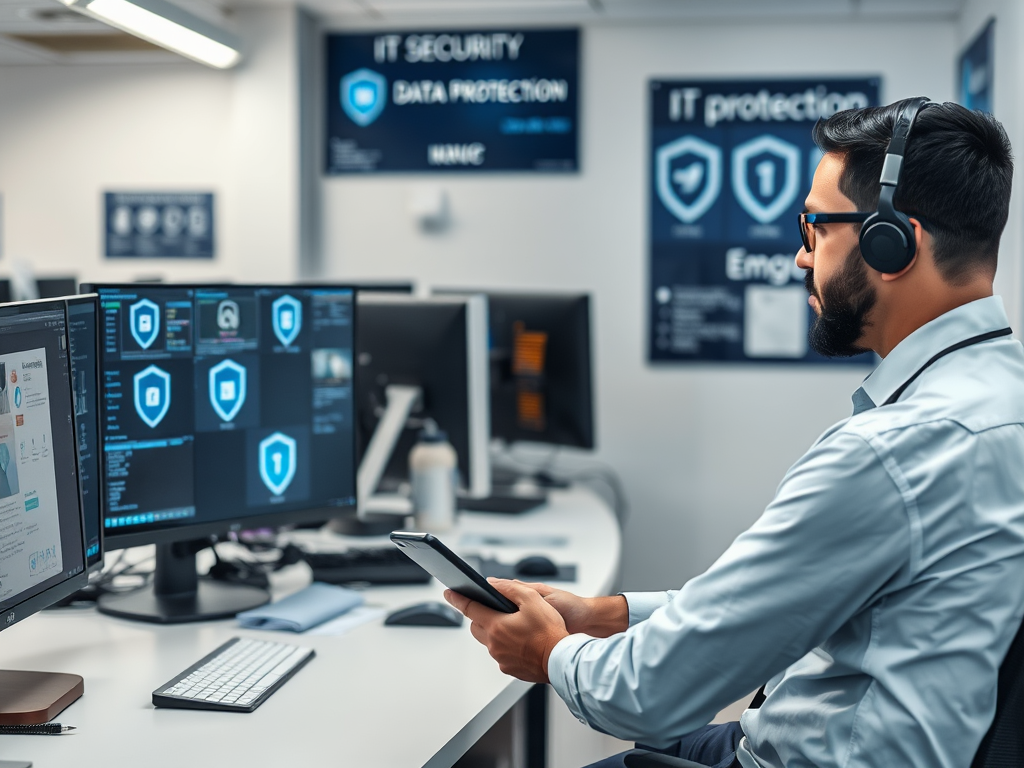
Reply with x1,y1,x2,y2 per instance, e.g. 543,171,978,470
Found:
859,97,931,273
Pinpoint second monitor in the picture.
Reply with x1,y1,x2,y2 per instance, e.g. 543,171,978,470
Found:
437,290,594,450
351,293,490,530
85,283,357,622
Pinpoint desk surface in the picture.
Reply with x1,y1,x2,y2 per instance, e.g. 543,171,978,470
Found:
0,488,621,768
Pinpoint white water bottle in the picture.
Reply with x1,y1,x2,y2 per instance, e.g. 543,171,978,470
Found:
410,428,458,532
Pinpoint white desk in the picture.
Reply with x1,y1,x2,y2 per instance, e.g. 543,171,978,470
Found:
0,488,621,768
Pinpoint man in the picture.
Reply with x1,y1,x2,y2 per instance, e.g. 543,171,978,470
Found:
445,99,1024,768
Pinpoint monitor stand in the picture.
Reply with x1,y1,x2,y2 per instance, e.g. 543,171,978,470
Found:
0,670,83,725
329,515,405,537
97,540,269,624
329,495,412,536
328,384,420,537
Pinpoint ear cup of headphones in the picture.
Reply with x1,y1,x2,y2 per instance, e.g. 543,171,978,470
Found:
859,211,916,273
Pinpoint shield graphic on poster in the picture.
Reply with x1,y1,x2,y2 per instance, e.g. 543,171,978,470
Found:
129,299,160,350
731,135,801,224
656,135,722,224
133,365,171,428
272,295,302,348
208,359,247,422
259,432,297,497
341,68,387,127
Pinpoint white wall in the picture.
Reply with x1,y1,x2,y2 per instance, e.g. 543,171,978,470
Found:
320,18,960,590
0,7,303,285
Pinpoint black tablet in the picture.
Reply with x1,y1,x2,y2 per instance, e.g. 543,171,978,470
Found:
390,532,518,613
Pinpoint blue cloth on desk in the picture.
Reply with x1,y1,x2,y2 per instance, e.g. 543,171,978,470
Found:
237,582,364,632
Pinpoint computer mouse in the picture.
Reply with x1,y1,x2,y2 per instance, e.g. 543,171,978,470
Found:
514,555,559,578
384,601,464,627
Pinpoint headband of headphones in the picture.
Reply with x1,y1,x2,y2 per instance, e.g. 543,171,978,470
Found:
859,97,931,273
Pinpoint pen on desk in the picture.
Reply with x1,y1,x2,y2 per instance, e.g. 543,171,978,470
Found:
0,724,76,735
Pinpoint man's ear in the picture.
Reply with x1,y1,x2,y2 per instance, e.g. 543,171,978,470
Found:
879,218,925,282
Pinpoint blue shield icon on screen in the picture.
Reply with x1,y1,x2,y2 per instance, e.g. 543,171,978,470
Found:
272,295,302,348
129,299,160,350
656,136,722,224
731,135,801,224
133,365,171,428
259,432,297,497
340,68,387,127
209,359,246,422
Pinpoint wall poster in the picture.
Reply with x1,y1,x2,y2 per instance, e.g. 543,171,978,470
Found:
959,18,994,114
104,192,214,259
648,78,880,364
325,29,579,173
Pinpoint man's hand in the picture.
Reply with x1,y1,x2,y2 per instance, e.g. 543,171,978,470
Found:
518,582,629,638
444,579,570,683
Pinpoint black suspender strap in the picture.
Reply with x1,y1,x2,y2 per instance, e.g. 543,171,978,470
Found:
882,327,1013,407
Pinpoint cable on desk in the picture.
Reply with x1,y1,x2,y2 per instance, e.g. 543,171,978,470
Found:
206,542,271,589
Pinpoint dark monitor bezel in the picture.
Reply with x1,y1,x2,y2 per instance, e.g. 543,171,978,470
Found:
438,289,595,450
36,277,78,300
0,298,89,632
66,294,105,574
83,282,359,551
331,282,414,294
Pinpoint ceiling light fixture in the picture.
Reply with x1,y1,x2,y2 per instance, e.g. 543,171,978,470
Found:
60,0,242,69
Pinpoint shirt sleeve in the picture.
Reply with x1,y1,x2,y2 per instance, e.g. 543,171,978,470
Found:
547,430,912,747
621,591,677,626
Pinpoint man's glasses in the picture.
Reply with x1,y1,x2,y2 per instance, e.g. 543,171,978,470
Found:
798,212,872,253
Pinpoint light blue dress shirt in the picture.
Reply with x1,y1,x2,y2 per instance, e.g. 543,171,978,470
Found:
548,296,1024,768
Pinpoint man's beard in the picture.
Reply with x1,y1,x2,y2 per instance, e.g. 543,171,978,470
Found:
806,245,877,358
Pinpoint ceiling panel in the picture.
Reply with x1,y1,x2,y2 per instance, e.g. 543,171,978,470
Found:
0,0,108,32
303,0,966,23
0,0,970,65
367,0,592,13
0,0,230,64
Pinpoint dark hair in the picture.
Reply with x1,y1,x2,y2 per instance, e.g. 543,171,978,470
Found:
813,99,1013,284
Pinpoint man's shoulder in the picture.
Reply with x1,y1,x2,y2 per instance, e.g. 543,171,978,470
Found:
849,344,1024,440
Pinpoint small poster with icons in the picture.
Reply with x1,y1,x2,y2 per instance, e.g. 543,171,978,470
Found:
104,192,214,259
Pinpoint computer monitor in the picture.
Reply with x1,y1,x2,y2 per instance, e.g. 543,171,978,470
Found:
351,282,415,294
438,290,594,450
83,283,357,623
345,294,489,533
36,277,78,299
0,280,11,304
67,295,104,572
0,298,89,722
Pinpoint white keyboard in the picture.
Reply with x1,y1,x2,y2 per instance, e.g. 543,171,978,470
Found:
152,637,315,712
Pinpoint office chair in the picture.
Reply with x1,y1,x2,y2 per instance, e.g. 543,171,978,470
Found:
623,617,1024,768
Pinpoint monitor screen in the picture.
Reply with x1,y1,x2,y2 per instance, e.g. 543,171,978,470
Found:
0,299,87,629
67,296,103,571
88,284,357,547
436,290,594,449
486,292,593,449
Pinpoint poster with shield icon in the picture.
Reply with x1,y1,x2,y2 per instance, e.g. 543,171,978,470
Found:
648,77,880,364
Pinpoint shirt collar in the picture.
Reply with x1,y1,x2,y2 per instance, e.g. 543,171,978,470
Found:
860,295,1011,407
